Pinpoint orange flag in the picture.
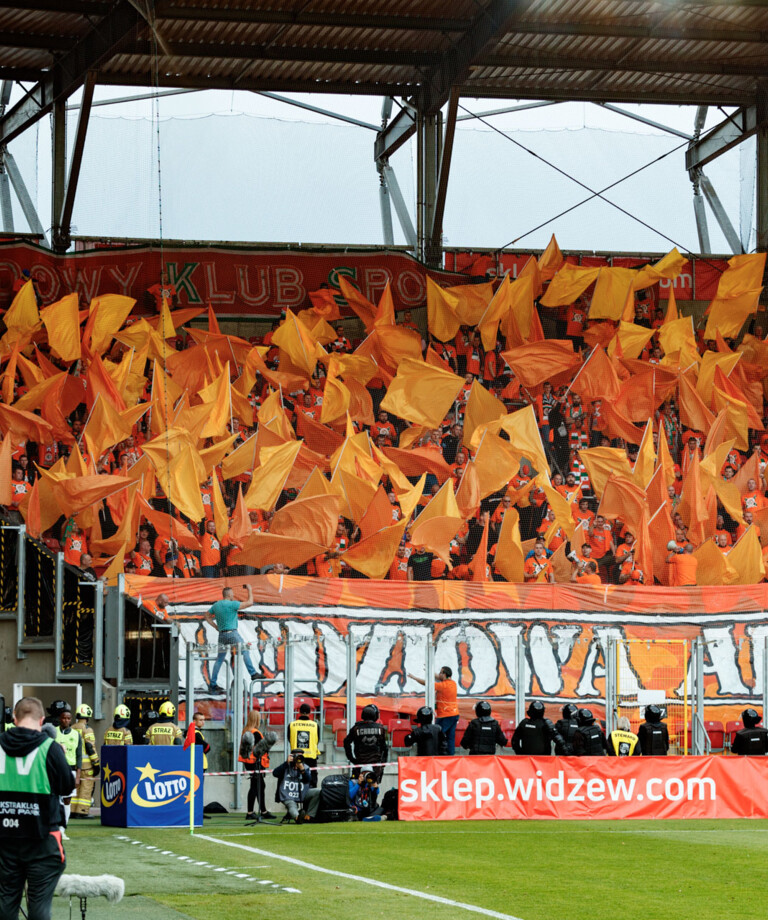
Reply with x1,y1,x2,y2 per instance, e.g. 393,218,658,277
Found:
472,433,522,499
469,518,490,582
85,354,126,412
137,494,200,550
426,276,462,342
677,371,716,432
570,346,621,402
599,399,645,445
455,460,481,520
40,293,81,362
227,487,252,548
295,412,344,457
380,358,464,429
477,274,514,350
359,487,395,541
235,532,328,571
494,507,525,583
270,494,339,547
382,445,452,483
342,520,408,580
540,264,600,307
338,276,377,331
0,434,12,505
537,234,564,281
501,340,580,389
273,309,319,376
713,366,764,430
410,479,464,564
677,451,709,546
245,441,302,512
726,525,766,585
24,478,42,540
614,369,675,422
589,267,636,321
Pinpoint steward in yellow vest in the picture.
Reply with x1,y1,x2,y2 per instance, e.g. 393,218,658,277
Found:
607,718,641,757
288,704,320,787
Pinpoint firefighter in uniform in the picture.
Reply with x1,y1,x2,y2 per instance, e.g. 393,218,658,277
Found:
288,703,320,786
572,709,608,755
637,704,670,755
554,703,580,754
54,704,81,837
731,708,768,755
512,701,564,755
0,697,74,920
145,701,183,745
461,701,507,755
103,704,133,745
70,704,100,817
343,704,388,781
606,716,641,756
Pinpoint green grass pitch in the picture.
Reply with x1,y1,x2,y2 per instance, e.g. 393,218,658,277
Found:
52,817,765,920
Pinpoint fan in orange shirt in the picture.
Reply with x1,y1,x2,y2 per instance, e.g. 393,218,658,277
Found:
665,542,698,586
571,559,602,585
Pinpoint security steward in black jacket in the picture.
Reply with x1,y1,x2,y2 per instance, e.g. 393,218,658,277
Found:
343,704,388,781
404,707,448,756
637,704,670,755
731,708,768,755
572,709,608,755
554,703,580,755
512,701,564,755
0,696,75,920
461,701,507,755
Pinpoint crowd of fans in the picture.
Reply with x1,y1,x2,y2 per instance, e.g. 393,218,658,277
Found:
3,262,768,589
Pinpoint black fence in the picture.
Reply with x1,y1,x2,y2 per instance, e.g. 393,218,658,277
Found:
123,597,172,682
23,540,56,639
0,525,19,614
61,566,95,671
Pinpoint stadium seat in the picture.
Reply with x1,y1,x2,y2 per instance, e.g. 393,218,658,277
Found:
499,719,516,747
332,718,348,749
705,720,725,753
293,696,316,716
264,696,285,726
324,702,345,727
457,718,469,734
387,718,412,750
725,720,741,751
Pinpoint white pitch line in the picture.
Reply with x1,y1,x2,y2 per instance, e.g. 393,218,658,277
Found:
196,835,526,920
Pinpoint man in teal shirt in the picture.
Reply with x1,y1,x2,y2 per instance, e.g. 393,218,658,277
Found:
204,584,259,693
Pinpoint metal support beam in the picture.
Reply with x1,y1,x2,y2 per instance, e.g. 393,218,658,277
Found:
375,104,416,163
16,525,26,659
596,102,692,140
0,1,140,147
417,110,441,263
427,89,459,266
345,633,357,730
699,172,743,254
0,81,12,233
50,99,66,251
693,178,712,254
757,82,768,253
424,639,436,712
378,168,395,246
515,632,526,728
480,51,768,78
456,100,559,121
686,106,758,172
53,71,95,252
4,151,46,242
380,163,416,251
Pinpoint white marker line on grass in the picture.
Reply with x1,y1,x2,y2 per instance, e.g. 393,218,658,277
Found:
196,835,526,920
113,836,300,896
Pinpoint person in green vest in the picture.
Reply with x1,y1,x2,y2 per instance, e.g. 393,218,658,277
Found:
54,705,81,839
0,696,74,920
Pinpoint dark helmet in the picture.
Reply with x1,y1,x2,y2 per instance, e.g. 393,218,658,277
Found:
416,706,434,725
644,705,663,724
475,700,492,718
562,703,579,721
527,701,545,720
578,709,595,726
742,708,762,728
361,704,379,722
48,700,70,717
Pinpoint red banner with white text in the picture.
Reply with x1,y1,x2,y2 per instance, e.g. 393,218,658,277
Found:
398,755,768,821
0,241,468,316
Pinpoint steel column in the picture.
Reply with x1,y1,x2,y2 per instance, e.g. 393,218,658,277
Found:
417,111,441,263
16,525,26,659
604,637,617,737
692,176,712,253
427,89,459,266
0,81,12,232
699,173,743,254
93,580,104,719
4,152,46,241
232,645,243,810
54,552,63,676
380,164,416,251
54,72,95,252
284,640,295,755
692,639,705,755
515,632,526,727
757,82,768,254
345,632,357,729
51,99,66,248
425,638,436,712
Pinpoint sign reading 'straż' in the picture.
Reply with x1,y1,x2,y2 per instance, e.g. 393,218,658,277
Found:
398,756,768,821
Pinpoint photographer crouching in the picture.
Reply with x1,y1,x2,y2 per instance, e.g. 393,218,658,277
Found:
272,750,322,824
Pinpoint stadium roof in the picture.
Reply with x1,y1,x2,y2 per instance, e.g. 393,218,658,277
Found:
1,0,767,143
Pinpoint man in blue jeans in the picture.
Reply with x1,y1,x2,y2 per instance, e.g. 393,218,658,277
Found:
204,584,260,693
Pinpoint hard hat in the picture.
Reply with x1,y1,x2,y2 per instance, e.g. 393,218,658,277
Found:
76,704,93,719
159,701,176,718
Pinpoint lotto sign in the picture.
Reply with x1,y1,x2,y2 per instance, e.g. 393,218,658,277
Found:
398,755,768,821
100,745,203,828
